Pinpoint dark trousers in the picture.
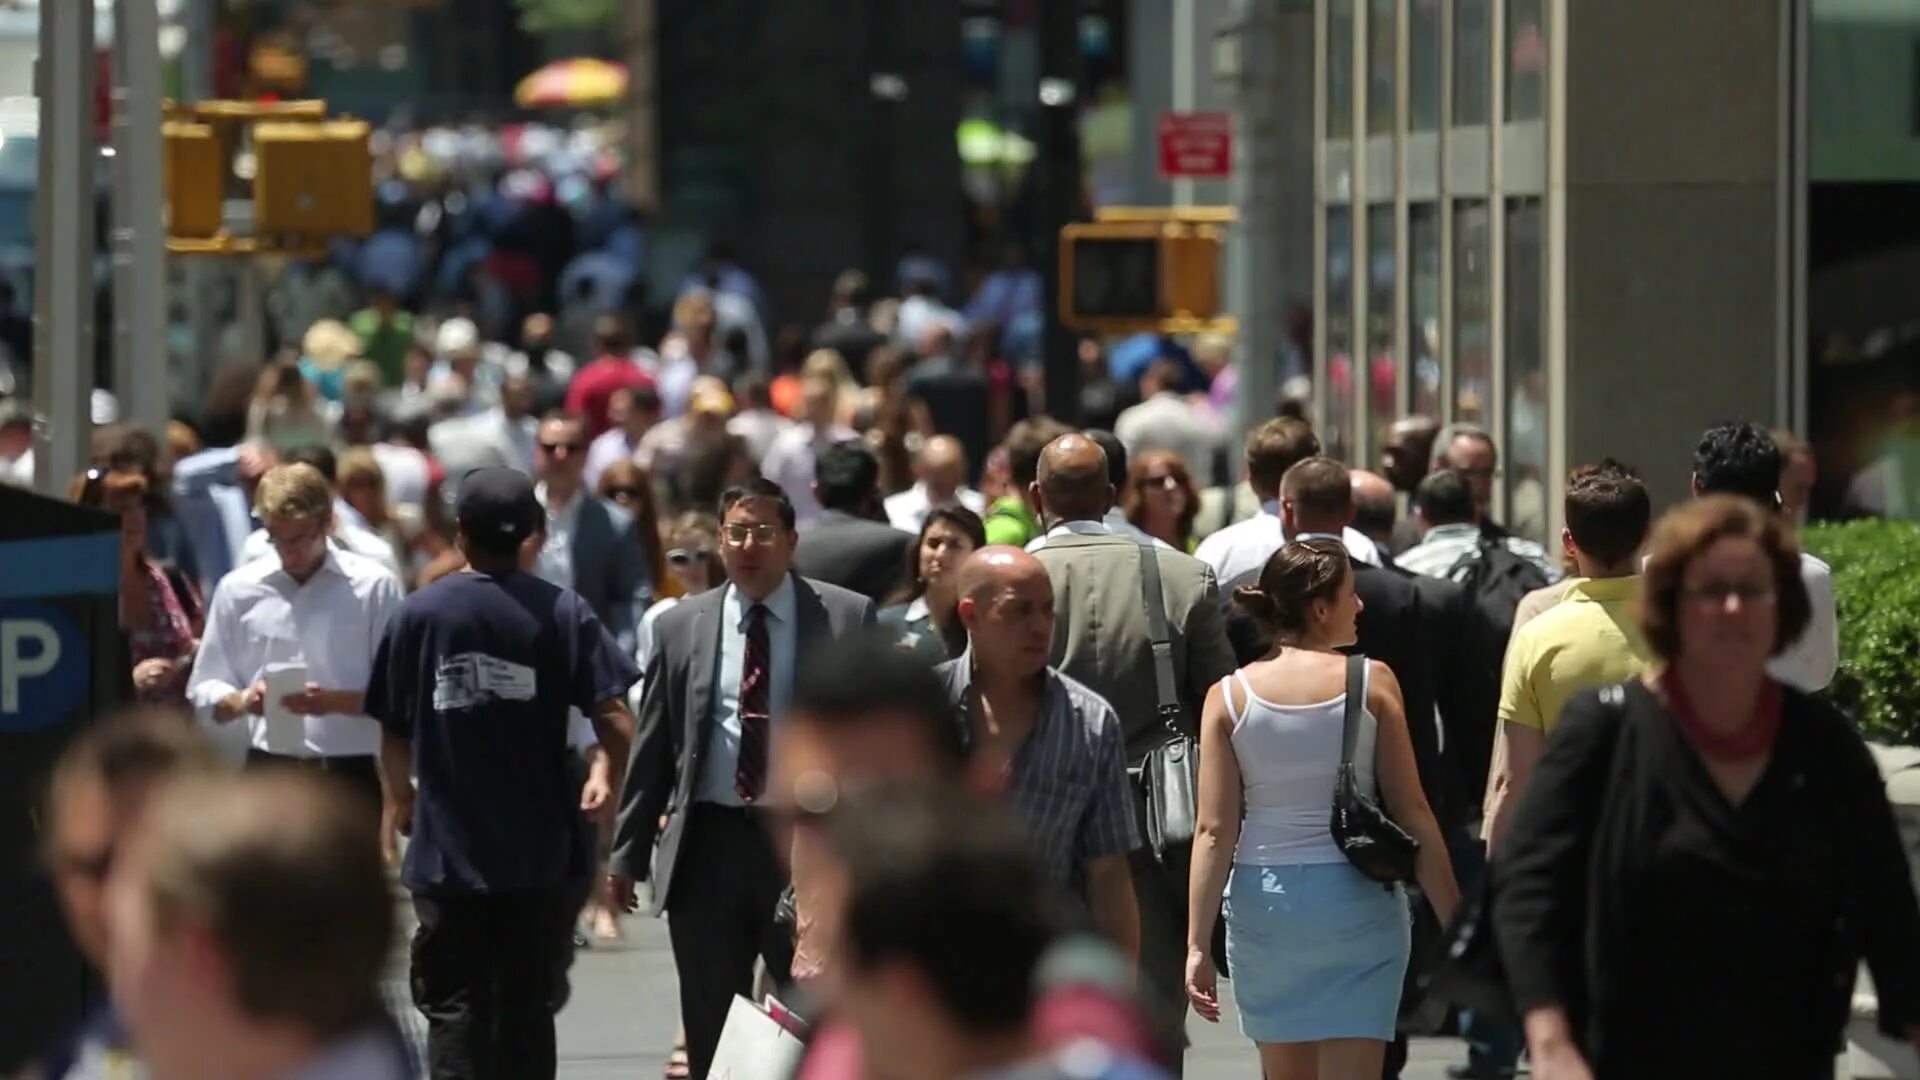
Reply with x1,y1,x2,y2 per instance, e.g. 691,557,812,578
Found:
665,803,792,1080
411,890,565,1080
1129,845,1192,1076
244,750,383,823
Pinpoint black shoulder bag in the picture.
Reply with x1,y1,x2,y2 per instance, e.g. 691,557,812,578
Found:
1330,653,1420,884
1135,540,1198,859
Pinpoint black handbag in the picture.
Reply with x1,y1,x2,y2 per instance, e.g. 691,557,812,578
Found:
1329,653,1419,884
1134,540,1198,859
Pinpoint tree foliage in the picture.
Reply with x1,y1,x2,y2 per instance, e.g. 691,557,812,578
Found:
514,0,619,33
1802,519,1920,745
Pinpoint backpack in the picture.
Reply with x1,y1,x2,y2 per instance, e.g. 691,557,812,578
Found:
1445,538,1551,650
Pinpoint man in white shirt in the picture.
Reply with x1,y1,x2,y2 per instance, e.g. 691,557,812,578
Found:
233,445,406,581
188,463,403,816
1692,422,1838,692
885,434,987,533
1114,359,1221,487
762,374,858,528
1196,417,1381,583
583,384,663,492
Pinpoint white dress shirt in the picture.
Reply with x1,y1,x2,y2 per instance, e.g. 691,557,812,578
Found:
237,522,405,582
584,426,644,492
884,482,989,533
534,483,585,590
1769,552,1838,693
188,548,402,757
763,423,859,528
1193,500,1382,584
1024,509,1173,553
697,577,798,806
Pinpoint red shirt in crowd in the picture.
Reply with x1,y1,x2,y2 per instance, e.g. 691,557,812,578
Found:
565,355,656,440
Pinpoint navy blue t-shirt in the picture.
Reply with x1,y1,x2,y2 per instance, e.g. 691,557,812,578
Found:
365,569,639,896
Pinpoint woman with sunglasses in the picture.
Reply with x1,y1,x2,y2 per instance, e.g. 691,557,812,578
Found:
1123,449,1202,553
634,513,728,681
598,460,667,602
71,469,200,705
878,505,986,664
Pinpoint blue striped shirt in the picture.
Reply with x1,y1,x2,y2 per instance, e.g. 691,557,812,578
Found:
938,653,1141,902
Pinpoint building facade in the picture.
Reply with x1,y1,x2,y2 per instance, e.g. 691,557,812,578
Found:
1313,0,1807,544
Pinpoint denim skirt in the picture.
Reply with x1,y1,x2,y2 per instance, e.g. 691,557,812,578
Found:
1223,860,1412,1043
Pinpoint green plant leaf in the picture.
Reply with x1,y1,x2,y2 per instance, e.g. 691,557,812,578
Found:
1801,519,1920,745
514,0,618,32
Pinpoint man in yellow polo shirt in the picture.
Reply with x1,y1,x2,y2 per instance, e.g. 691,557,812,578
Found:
1484,462,1652,851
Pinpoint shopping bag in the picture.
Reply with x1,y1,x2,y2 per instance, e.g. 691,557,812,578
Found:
706,994,806,1080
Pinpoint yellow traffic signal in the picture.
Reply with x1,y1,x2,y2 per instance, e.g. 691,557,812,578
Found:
162,120,223,239
1058,220,1223,333
252,119,373,238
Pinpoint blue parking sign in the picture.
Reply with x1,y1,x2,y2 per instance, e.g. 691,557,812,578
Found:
0,600,90,733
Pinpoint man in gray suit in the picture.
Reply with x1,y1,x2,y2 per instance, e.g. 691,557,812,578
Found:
607,478,875,1080
1028,434,1237,1073
532,411,653,653
793,440,914,604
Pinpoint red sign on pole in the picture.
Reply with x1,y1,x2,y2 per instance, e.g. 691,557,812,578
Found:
1157,111,1233,179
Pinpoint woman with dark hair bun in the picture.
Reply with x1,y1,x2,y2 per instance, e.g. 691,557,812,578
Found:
1186,538,1458,1079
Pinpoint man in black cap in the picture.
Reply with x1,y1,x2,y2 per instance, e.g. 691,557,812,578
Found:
365,466,640,1080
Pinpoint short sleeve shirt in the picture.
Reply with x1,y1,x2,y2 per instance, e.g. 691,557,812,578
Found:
1498,575,1650,734
365,570,640,895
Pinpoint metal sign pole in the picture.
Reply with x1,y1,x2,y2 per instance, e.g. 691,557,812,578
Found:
32,0,98,496
112,0,169,435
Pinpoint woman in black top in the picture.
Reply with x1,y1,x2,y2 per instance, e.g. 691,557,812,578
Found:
878,505,985,664
1495,495,1920,1080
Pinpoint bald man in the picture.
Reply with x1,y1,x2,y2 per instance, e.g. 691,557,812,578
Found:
1350,467,1400,553
937,547,1141,962
1026,436,1236,1066
884,434,988,532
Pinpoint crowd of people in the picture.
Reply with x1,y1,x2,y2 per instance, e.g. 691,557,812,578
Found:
10,234,1920,1080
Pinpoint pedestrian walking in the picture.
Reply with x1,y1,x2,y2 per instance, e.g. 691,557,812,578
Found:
533,410,654,653
364,466,640,1080
34,710,217,1080
104,771,413,1080
607,478,874,1080
792,440,915,604
879,505,985,663
187,462,403,820
1195,419,1380,583
1026,434,1238,1071
883,434,988,533
1496,495,1920,1079
940,546,1142,955
1185,538,1458,1080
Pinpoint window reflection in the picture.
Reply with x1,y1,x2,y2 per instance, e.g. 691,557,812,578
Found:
1453,0,1490,126
1410,0,1443,132
1410,204,1442,420
1505,197,1547,542
1326,204,1354,463
1506,0,1547,123
1367,0,1396,136
1367,205,1397,464
1453,200,1492,426
1329,0,1354,140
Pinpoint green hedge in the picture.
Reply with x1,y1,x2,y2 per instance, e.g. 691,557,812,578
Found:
1801,520,1920,746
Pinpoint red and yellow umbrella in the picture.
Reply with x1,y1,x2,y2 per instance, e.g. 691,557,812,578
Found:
514,58,628,110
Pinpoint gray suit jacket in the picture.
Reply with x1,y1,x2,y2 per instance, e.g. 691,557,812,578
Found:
792,509,915,605
1031,530,1238,763
609,572,875,913
571,496,651,656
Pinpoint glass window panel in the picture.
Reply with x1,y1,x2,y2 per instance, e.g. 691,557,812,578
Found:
1329,0,1354,141
1506,0,1546,123
1366,204,1397,464
1410,203,1442,420
1452,199,1492,426
1410,0,1443,132
1453,0,1490,126
1367,0,1396,136
1326,204,1354,464
1505,197,1547,543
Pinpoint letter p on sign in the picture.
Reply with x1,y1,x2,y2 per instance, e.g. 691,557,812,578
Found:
2,619,61,713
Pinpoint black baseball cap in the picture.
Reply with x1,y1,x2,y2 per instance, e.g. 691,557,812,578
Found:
456,467,541,546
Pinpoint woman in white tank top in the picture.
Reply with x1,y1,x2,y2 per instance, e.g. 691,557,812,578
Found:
1183,538,1459,1079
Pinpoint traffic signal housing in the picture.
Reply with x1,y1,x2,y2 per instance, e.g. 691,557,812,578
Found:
251,119,373,238
1058,219,1223,333
162,120,223,239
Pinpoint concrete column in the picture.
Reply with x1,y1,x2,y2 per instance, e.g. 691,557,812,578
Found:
113,0,170,435
33,0,98,495
1127,0,1173,208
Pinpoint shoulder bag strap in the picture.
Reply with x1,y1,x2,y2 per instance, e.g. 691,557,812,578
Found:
1135,540,1184,733
1341,652,1368,768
